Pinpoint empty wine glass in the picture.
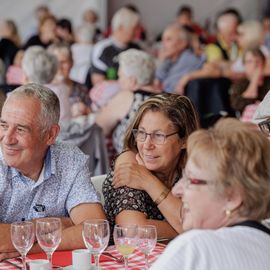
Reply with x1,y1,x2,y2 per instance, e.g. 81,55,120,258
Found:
83,219,110,270
36,218,61,269
11,221,35,270
137,225,157,269
113,224,138,270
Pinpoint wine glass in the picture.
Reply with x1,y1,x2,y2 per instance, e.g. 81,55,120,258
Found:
11,221,35,270
82,219,110,270
113,224,138,270
137,225,157,269
36,218,61,269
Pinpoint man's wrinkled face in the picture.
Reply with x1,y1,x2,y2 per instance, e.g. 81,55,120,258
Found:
0,96,49,176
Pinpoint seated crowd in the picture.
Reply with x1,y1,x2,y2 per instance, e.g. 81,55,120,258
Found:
0,3,270,269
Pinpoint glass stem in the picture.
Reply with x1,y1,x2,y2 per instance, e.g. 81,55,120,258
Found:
124,256,129,270
47,252,53,270
94,253,101,269
21,254,27,270
145,253,149,270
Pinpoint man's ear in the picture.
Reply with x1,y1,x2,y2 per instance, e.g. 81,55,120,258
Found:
45,124,60,145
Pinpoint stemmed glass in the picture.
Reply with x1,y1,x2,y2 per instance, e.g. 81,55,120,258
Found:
11,221,35,270
36,218,62,269
137,225,157,269
82,219,110,270
113,224,138,270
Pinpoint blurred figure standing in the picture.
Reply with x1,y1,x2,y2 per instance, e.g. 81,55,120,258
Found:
70,24,95,84
90,7,140,86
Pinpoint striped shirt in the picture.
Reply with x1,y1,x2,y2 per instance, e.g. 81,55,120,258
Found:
151,224,270,270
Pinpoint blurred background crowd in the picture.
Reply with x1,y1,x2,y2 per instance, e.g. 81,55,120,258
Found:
1,0,270,162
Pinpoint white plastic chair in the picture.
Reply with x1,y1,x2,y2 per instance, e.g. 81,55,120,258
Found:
91,174,107,205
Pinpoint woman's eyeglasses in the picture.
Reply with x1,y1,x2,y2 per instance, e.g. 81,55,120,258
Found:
132,129,178,145
258,118,270,136
182,169,213,189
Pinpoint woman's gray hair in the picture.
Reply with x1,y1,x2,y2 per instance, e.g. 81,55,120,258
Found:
118,49,156,86
47,42,73,61
111,7,139,32
8,83,60,133
22,46,58,84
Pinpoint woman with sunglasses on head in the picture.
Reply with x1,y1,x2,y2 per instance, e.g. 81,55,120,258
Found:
102,93,199,240
151,118,270,270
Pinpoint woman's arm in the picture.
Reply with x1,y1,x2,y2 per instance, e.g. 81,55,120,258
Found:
116,210,178,239
113,151,183,233
95,91,133,135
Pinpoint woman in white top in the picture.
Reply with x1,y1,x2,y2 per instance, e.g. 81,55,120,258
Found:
151,118,270,270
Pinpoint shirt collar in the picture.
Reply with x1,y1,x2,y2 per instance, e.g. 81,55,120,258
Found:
7,146,54,181
44,147,53,180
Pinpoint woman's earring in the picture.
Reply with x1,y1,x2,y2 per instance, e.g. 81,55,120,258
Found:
225,209,231,217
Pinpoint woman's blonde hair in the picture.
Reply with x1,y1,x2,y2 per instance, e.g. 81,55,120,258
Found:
187,118,270,220
124,93,200,175
237,20,264,48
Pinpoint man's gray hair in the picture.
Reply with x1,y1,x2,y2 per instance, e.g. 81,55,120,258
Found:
22,46,58,84
9,83,60,132
111,7,139,32
119,49,156,86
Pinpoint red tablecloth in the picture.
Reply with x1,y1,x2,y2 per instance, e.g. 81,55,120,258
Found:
0,243,165,270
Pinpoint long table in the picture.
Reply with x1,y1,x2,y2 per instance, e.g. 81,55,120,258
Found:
0,243,165,270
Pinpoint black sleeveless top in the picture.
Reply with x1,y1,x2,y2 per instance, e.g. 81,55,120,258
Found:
231,220,270,235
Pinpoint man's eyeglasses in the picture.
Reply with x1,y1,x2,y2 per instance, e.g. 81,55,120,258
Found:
182,169,213,189
258,118,270,136
132,129,178,145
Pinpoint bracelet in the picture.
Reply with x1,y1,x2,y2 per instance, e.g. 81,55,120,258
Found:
154,187,170,205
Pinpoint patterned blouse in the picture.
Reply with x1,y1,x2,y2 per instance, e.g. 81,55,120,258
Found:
102,164,179,241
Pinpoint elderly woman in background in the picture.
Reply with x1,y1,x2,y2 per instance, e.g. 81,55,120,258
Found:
103,93,199,239
151,118,270,270
230,47,270,114
47,42,91,117
22,46,72,120
96,48,160,154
